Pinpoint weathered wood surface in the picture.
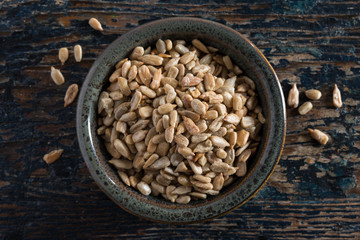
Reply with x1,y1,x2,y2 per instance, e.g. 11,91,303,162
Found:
1,0,359,239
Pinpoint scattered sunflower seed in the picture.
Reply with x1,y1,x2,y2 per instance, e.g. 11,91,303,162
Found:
333,84,342,108
74,44,82,62
58,47,69,65
298,101,313,115
308,128,329,145
43,149,64,164
287,83,299,108
305,89,321,100
89,17,103,31
64,83,79,107
50,66,65,85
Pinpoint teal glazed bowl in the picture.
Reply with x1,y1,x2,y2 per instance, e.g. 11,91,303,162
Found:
76,17,286,223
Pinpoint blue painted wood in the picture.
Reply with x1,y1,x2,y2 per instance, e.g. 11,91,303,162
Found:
0,0,359,239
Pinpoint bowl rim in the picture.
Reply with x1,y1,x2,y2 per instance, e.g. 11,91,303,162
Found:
76,17,286,224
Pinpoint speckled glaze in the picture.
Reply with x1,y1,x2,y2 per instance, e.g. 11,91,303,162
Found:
76,17,286,224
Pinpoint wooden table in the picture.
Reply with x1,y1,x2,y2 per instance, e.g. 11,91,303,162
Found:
1,1,359,239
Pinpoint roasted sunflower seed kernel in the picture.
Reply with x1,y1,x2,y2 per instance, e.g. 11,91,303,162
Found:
180,51,196,65
193,174,212,183
308,128,329,145
114,139,132,160
156,39,166,54
165,126,175,143
117,171,131,186
210,136,230,148
74,44,82,62
121,60,131,78
64,83,79,107
139,106,153,119
109,159,133,170
298,101,313,115
130,46,144,60
191,99,206,115
138,65,152,86
50,66,65,85
222,55,233,70
237,129,250,147
238,149,252,162
191,39,209,53
175,44,190,54
182,116,200,135
139,85,156,98
137,181,151,195
305,89,322,100
58,47,69,65
333,84,342,108
43,149,64,164
287,83,299,108
89,17,103,31
141,54,164,66
117,77,131,96
158,103,176,115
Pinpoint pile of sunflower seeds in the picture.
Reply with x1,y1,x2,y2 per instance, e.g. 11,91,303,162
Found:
96,39,264,203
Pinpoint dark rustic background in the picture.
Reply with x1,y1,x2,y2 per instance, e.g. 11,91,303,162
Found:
1,0,359,239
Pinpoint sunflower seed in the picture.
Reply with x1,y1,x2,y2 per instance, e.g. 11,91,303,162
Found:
50,66,65,85
139,106,153,119
333,84,342,108
156,39,166,54
192,39,209,53
119,112,136,122
141,54,163,66
237,129,250,147
165,126,175,143
213,173,224,191
109,159,133,170
182,116,200,135
138,65,152,86
191,99,206,115
181,74,203,87
308,128,329,145
222,56,233,70
118,171,130,186
139,85,156,98
238,149,252,162
137,181,151,195
89,17,103,31
224,113,240,125
158,103,176,114
64,83,79,107
132,130,148,143
305,89,322,100
114,139,132,160
150,68,162,90
174,134,189,147
175,44,189,54
117,77,131,96
210,136,230,148
298,101,313,115
74,44,82,62
58,47,68,65
287,84,299,108
43,149,64,164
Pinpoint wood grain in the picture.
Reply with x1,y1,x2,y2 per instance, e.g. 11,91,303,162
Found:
0,0,359,239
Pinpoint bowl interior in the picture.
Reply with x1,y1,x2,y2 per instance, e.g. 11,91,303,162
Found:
77,17,286,223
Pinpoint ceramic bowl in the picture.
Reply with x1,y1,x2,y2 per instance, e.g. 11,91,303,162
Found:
76,17,286,223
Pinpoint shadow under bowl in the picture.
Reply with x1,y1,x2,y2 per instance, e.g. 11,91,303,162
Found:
76,17,286,224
